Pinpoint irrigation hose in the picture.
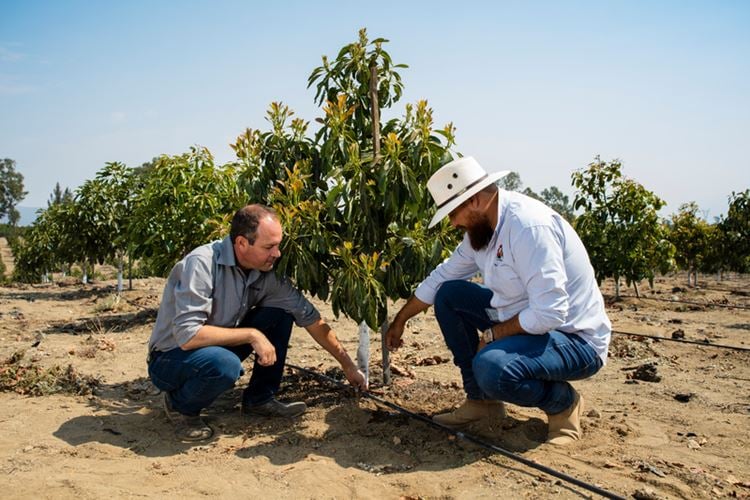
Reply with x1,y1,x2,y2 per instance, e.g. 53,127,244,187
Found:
286,363,626,500
612,329,750,352
617,294,750,311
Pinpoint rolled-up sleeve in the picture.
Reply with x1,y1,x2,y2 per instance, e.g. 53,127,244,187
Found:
415,240,479,305
514,225,569,334
171,256,214,346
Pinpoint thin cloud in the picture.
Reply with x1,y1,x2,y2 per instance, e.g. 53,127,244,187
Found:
111,111,127,124
0,45,24,62
0,75,37,95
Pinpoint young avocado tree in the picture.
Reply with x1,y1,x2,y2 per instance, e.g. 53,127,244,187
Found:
572,156,674,299
667,202,713,287
11,202,68,283
310,30,460,384
231,103,329,299
74,162,138,292
232,30,458,383
128,147,245,277
719,189,750,274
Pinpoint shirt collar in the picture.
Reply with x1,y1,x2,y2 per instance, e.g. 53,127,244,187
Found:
217,236,238,267
495,189,510,233
217,235,262,283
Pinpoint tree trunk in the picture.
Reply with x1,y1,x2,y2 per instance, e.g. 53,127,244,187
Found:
128,249,133,291
356,321,370,387
369,62,381,164
369,60,387,383
117,258,124,295
380,316,391,385
633,280,640,298
614,277,621,299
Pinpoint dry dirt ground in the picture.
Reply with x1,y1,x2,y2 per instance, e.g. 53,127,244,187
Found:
0,255,748,498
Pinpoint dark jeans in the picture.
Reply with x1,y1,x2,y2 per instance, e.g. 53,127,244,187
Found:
148,307,293,416
434,280,602,414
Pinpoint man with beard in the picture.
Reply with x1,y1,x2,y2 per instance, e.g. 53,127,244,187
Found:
148,204,367,441
385,157,611,445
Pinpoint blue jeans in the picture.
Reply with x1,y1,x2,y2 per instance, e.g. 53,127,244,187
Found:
148,307,293,415
434,280,602,415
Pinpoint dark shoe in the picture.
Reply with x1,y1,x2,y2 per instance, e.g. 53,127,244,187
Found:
242,398,306,418
163,392,213,442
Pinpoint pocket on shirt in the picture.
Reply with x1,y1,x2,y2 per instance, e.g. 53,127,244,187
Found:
487,263,525,300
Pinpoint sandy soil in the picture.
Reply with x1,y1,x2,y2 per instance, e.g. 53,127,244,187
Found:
0,265,748,499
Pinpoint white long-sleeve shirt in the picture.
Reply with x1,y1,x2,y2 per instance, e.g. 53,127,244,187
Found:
415,190,611,364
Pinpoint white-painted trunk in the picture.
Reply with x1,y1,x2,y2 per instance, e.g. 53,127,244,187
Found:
356,321,370,387
117,259,124,294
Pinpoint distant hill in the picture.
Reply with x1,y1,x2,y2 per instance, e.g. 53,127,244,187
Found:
0,206,41,227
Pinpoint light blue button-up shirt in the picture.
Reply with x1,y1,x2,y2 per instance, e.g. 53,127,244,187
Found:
148,236,320,353
415,190,612,363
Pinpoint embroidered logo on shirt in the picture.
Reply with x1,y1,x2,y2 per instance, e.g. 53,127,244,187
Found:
496,243,504,260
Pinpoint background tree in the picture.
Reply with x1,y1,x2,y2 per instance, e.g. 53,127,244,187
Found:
498,171,522,191
47,182,73,207
697,223,726,280
12,202,70,283
127,147,245,276
0,158,28,226
719,189,750,273
667,202,712,287
572,156,674,298
495,170,575,222
74,162,137,290
539,186,575,222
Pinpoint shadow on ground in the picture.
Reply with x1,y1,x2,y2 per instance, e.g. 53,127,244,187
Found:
51,366,546,480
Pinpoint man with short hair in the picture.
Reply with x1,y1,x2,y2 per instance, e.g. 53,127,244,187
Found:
148,204,367,442
386,157,611,445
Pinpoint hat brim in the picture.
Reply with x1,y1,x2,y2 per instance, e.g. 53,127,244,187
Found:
428,170,511,228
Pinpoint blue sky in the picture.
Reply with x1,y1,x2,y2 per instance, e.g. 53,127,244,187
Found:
2,0,748,222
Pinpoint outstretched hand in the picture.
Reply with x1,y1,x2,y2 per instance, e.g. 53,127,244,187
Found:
385,321,405,352
344,365,368,391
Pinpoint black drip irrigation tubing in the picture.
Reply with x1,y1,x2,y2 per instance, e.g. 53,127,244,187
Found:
612,329,750,352
286,363,626,500
616,294,750,311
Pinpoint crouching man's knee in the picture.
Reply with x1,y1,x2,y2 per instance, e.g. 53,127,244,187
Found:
472,350,522,401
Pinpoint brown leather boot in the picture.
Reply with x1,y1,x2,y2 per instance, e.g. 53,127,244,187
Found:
432,399,506,429
546,391,584,445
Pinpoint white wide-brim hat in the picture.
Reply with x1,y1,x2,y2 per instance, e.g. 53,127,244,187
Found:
427,156,510,228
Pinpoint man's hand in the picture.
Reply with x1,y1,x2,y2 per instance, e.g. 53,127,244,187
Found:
249,332,276,366
344,364,368,391
385,295,430,352
385,321,405,352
